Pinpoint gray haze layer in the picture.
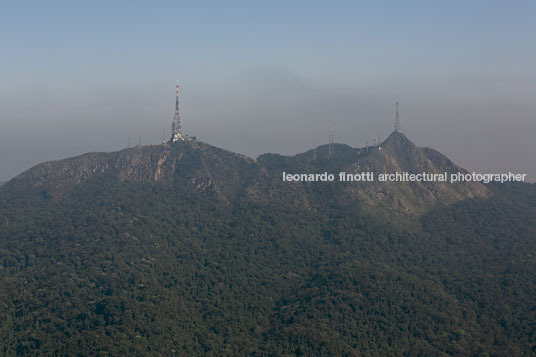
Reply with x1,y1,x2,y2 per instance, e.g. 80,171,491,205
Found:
1,66,535,182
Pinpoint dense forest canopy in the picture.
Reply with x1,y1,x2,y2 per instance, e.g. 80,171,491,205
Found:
0,135,534,356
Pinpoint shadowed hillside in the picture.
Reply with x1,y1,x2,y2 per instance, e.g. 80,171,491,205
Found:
0,135,534,355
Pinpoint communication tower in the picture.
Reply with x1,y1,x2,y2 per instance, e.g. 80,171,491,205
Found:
395,101,401,132
313,132,317,160
328,120,334,156
171,78,183,142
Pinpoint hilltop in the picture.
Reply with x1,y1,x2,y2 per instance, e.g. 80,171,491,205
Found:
0,133,534,355
258,131,490,215
6,131,490,216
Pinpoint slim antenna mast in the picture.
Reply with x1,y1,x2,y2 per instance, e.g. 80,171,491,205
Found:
394,101,401,132
162,128,166,144
313,132,317,160
328,120,334,157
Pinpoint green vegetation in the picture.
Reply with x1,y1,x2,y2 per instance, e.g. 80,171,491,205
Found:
0,137,534,355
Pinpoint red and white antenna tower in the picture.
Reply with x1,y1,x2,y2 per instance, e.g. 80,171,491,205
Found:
171,77,183,142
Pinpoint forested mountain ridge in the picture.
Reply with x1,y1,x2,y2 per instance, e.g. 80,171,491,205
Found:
0,133,534,355
6,140,263,202
258,131,490,215
7,132,490,215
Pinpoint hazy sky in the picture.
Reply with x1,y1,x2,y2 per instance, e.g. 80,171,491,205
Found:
1,1,535,181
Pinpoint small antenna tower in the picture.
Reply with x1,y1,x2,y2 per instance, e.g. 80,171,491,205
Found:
162,128,166,144
313,132,317,160
366,139,369,152
328,120,334,157
394,101,401,132
377,134,381,146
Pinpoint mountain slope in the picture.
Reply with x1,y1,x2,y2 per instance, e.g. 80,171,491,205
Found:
257,131,490,215
0,135,534,356
8,132,490,217
7,141,258,201
347,132,490,214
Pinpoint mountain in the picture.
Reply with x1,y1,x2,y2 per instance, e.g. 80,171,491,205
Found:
0,133,535,356
7,132,489,216
7,140,259,199
258,131,490,215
